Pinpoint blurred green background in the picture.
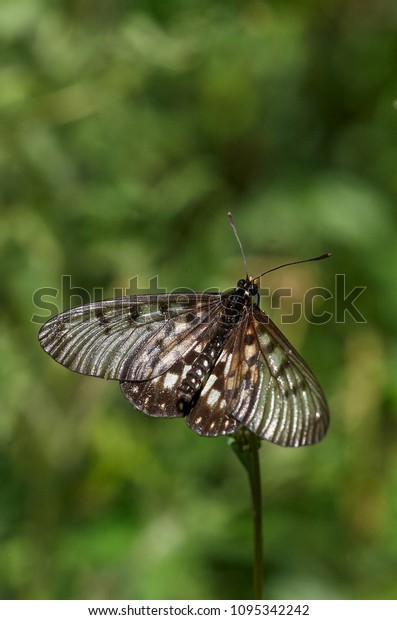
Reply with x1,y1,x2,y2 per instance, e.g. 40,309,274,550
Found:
1,0,397,601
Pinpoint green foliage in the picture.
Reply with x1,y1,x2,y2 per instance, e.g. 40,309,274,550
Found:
1,0,397,600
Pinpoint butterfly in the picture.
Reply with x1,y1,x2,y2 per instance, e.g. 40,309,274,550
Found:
38,215,330,447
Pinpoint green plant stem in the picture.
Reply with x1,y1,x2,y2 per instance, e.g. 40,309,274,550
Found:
230,430,263,599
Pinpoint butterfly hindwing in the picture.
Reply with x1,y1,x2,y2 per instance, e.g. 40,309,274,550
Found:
121,337,242,436
120,345,205,418
184,339,243,436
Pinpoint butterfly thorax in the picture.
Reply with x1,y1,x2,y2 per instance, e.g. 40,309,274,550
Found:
222,278,258,324
177,278,258,413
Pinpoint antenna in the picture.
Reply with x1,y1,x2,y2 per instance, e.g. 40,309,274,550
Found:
254,252,331,280
228,212,248,278
227,212,331,281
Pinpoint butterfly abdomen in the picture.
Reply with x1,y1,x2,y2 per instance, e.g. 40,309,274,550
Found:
177,329,227,410
177,284,251,413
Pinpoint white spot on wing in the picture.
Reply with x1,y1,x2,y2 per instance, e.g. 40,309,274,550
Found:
207,389,221,406
223,353,233,376
244,344,257,358
164,373,179,389
205,373,217,391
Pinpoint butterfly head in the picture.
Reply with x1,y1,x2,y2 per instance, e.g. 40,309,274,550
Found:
236,277,258,298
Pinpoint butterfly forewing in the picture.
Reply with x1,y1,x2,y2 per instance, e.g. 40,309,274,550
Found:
242,307,328,446
38,293,222,381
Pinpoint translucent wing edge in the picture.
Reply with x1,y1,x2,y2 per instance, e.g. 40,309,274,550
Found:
251,305,330,446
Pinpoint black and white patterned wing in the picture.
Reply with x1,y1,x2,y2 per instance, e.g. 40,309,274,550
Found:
38,294,222,382
121,334,242,435
225,305,329,446
184,335,243,437
120,343,209,420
